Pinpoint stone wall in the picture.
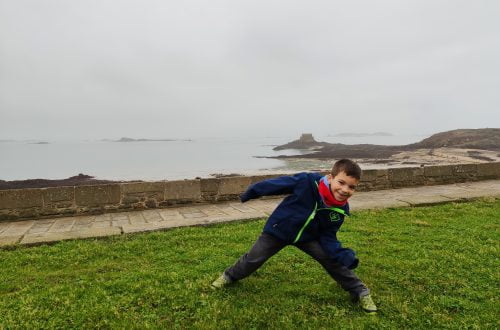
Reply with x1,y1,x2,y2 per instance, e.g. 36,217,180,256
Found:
1,162,499,222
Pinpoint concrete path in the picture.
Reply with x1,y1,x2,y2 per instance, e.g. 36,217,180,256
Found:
1,180,499,247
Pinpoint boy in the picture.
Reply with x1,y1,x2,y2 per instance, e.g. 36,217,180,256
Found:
211,159,377,314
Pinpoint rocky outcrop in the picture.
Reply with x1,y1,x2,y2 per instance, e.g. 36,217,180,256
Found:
272,128,500,159
0,174,136,190
273,134,329,151
408,129,500,150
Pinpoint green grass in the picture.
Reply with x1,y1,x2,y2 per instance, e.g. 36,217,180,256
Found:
1,199,499,329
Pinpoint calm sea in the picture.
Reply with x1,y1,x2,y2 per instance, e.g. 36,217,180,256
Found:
0,134,426,181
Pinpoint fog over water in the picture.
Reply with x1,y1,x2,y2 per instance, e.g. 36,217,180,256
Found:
1,0,499,142
1,1,499,180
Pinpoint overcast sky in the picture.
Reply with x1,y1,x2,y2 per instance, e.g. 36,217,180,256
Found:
1,0,499,140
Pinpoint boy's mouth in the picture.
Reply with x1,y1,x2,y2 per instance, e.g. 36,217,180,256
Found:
334,192,349,201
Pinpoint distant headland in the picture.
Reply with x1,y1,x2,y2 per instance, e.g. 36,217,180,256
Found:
107,137,193,142
330,132,393,137
270,128,500,167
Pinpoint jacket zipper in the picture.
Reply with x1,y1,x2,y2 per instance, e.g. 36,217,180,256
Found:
293,202,318,243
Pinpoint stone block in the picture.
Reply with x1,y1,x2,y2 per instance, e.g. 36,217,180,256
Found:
424,165,453,177
164,180,201,201
75,184,121,207
200,178,220,202
121,182,165,202
42,187,75,209
121,182,166,194
122,196,140,204
388,167,424,183
0,189,43,210
361,169,389,182
477,162,500,179
200,178,220,193
453,164,477,174
43,187,75,204
218,176,252,196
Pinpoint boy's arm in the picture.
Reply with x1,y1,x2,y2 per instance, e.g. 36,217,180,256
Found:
319,231,359,269
240,174,302,202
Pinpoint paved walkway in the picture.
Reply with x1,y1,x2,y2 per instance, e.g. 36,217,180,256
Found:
1,180,499,247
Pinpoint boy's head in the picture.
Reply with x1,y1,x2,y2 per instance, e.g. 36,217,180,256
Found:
328,159,362,202
330,158,362,180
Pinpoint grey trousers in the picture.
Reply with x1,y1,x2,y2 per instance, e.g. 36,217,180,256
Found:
225,232,369,297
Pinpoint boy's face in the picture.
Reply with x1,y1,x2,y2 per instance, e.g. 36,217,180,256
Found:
328,171,359,202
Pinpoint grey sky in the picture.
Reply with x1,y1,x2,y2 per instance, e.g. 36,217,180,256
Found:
1,0,499,140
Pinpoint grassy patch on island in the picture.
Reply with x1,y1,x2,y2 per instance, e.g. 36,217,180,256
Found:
1,199,499,328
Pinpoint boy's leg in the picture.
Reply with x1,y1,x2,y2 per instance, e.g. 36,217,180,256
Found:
295,240,369,297
224,232,287,281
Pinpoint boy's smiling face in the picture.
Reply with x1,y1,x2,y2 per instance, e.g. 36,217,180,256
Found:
328,171,359,202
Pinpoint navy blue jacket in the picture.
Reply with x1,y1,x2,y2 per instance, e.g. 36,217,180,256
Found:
240,172,359,269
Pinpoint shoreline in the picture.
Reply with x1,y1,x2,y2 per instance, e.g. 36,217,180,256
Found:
2,147,499,190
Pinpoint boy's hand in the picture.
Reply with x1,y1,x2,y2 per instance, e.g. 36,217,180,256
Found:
240,192,250,203
348,258,359,270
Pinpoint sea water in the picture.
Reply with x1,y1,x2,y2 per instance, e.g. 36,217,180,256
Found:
0,134,426,181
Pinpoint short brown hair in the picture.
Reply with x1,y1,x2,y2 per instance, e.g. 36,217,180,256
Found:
331,159,362,180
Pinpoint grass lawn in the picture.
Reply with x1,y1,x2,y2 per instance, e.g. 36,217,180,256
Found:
1,198,499,329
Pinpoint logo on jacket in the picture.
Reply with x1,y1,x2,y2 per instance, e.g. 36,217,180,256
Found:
329,212,341,222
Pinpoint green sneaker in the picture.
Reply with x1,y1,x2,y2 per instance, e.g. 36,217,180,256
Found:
211,273,232,289
359,294,377,314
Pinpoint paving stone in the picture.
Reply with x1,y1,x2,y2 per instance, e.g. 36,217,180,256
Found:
129,212,146,224
182,212,206,219
0,235,22,246
49,217,76,233
31,222,54,229
441,189,499,200
396,195,458,206
350,192,410,210
112,219,130,227
178,207,203,215
122,217,207,234
111,213,130,221
158,210,183,221
197,206,227,217
21,227,122,245
215,205,246,216
73,216,96,225
72,223,93,230
27,226,52,234
245,200,279,215
1,221,35,236
142,210,163,222
0,222,12,234
229,203,259,213
91,221,111,228
95,214,111,222
33,219,56,225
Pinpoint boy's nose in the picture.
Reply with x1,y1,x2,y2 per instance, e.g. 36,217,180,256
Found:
342,186,352,194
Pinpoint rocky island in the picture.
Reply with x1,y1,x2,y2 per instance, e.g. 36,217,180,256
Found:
114,137,192,142
270,129,500,168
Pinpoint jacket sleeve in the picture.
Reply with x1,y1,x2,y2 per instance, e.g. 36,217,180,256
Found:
240,174,302,202
319,230,359,269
